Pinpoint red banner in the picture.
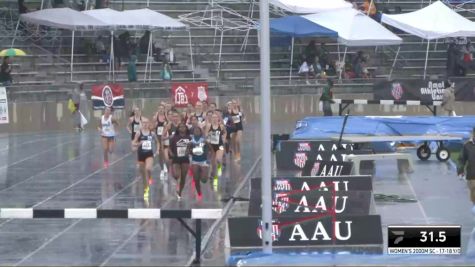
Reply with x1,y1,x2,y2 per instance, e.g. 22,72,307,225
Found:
91,83,125,110
171,82,208,107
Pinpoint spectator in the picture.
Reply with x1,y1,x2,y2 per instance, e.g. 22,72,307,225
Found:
78,83,89,122
113,36,123,70
457,128,475,214
128,55,137,82
441,80,456,116
0,57,12,86
353,51,365,78
462,40,474,71
318,43,336,76
447,43,457,77
71,86,82,131
161,60,173,81
361,0,377,20
304,40,319,66
95,36,108,63
320,79,335,116
139,31,152,55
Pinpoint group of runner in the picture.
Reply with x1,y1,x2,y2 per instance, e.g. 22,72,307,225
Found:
98,99,245,201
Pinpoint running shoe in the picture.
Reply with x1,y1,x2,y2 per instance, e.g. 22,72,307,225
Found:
103,161,109,168
148,177,153,185
212,175,218,191
217,164,222,177
197,193,203,202
159,170,165,180
176,191,182,201
144,186,150,199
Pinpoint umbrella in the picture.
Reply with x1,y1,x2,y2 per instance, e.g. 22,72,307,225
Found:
0,48,26,57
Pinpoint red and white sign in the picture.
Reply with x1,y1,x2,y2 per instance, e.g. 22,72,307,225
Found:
171,82,208,107
91,83,125,110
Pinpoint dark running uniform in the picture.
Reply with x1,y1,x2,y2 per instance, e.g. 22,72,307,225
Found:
170,135,191,164
208,124,225,152
137,130,155,162
163,123,178,147
131,116,141,140
195,112,206,125
230,111,243,131
155,116,166,142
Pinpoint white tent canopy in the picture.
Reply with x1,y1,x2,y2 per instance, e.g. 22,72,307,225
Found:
19,7,108,31
381,1,475,40
270,0,352,14
303,8,402,46
14,8,194,82
381,1,475,79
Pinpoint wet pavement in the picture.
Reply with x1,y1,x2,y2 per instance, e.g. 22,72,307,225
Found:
1,96,475,266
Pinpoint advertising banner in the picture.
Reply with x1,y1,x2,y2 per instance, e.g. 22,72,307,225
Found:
171,82,208,107
91,84,125,110
0,87,8,124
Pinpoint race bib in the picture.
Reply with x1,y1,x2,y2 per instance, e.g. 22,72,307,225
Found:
142,140,152,150
232,115,241,123
209,132,220,145
192,146,204,156
156,126,164,135
133,124,140,133
163,139,170,146
177,146,187,157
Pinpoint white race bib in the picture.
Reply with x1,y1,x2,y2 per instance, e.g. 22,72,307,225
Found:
177,146,187,157
163,139,170,146
142,140,152,150
156,126,164,135
133,124,140,133
232,115,241,123
192,146,204,156
209,132,220,145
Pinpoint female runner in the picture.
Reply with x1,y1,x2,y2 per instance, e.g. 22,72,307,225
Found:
98,107,119,168
169,123,191,199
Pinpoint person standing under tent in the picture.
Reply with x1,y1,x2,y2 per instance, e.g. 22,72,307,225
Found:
442,80,456,116
0,57,12,86
71,86,82,131
98,107,118,168
458,128,475,214
320,79,335,117
133,118,159,199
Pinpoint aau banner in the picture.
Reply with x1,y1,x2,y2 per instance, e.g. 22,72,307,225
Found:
171,82,208,107
228,215,383,247
374,78,475,102
91,84,125,110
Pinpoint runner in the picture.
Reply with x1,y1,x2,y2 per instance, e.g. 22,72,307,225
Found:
162,109,181,179
132,118,159,199
208,102,217,113
205,112,226,190
194,101,207,128
127,107,142,141
230,99,244,161
190,126,209,200
153,104,168,180
183,103,194,125
98,107,119,168
224,101,236,154
169,123,192,199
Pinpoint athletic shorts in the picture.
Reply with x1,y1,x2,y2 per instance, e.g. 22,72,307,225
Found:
191,160,209,166
235,122,243,131
102,136,115,141
138,151,154,163
211,144,224,152
172,157,190,164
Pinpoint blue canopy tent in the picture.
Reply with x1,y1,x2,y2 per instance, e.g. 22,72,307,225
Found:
270,16,337,82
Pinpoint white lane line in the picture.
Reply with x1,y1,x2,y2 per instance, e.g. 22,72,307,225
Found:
0,138,79,170
403,157,429,224
0,133,70,153
0,140,100,194
13,152,134,266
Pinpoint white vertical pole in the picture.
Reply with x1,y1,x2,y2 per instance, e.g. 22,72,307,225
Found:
388,46,400,80
41,0,44,9
109,33,114,82
188,31,195,81
85,0,89,10
259,0,272,255
149,32,153,83
71,31,75,82
11,19,20,47
339,47,347,80
288,37,294,83
147,0,150,7
423,40,430,80
217,29,224,80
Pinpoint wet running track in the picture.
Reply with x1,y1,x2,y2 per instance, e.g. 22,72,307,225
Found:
1,95,475,266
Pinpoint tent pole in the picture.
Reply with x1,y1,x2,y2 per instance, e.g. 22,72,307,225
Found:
368,0,374,16
288,37,294,84
147,0,150,7
217,28,224,81
337,43,341,61
143,33,152,82
188,30,195,81
41,0,44,10
423,40,430,80
339,47,347,80
71,31,75,82
109,33,113,82
11,19,20,47
149,32,153,83
388,46,400,80
85,0,89,10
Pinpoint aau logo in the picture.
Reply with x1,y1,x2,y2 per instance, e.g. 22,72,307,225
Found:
294,153,308,169
297,142,311,152
102,85,114,107
391,83,404,100
257,219,281,241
